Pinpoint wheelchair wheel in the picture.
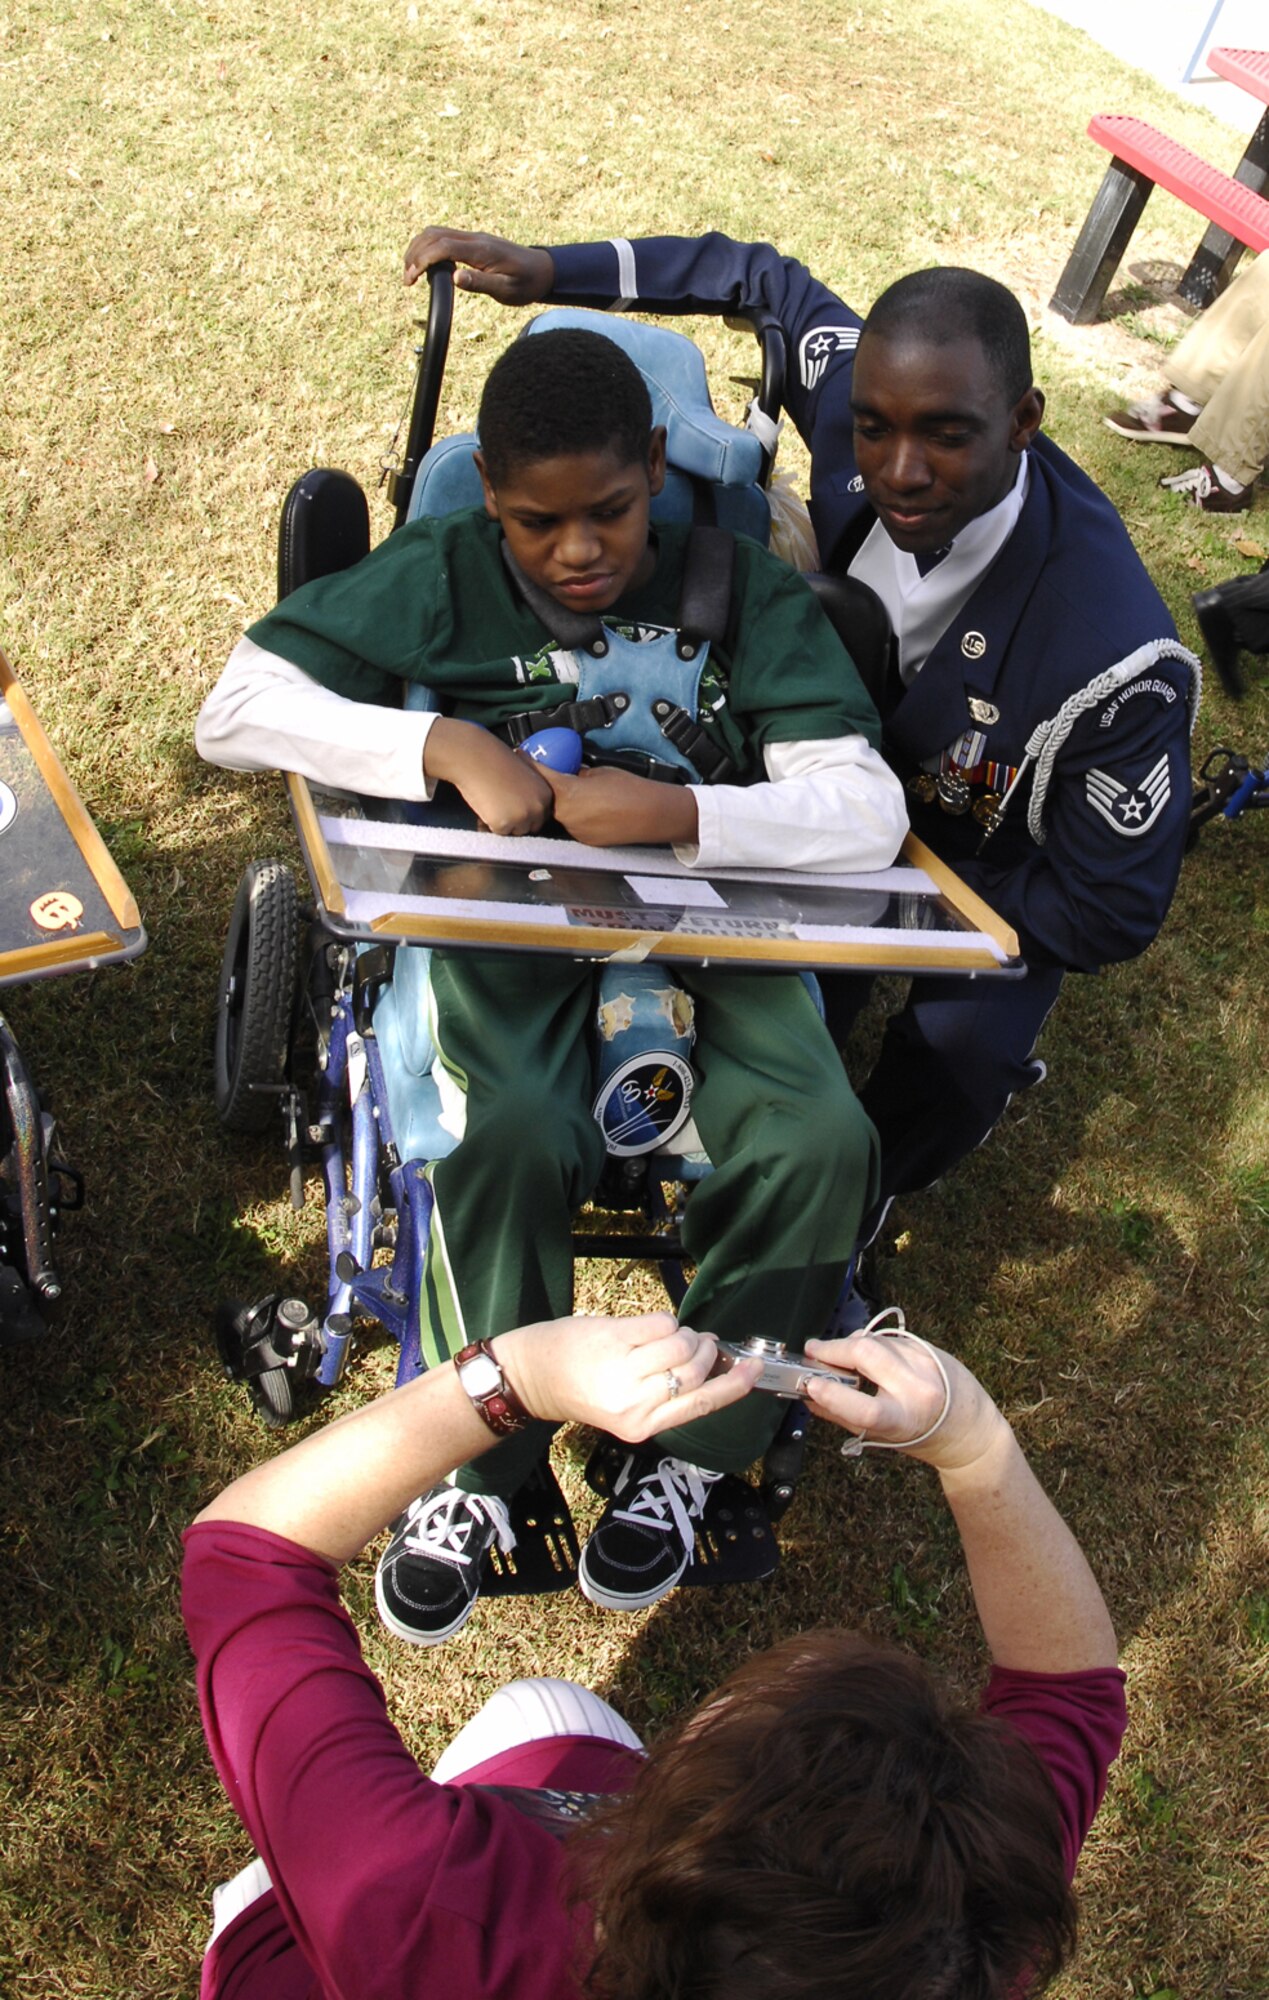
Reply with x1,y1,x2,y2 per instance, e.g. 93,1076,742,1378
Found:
251,1365,295,1429
215,860,299,1133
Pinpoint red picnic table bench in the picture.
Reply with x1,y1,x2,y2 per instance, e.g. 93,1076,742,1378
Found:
1051,51,1269,324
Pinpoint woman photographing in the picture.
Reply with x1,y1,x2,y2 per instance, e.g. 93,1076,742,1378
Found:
185,1312,1125,1998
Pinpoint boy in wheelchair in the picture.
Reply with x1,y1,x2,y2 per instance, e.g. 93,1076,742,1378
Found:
197,326,907,1641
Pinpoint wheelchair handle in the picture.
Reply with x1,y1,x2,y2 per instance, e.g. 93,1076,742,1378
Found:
391,261,455,531
738,310,787,488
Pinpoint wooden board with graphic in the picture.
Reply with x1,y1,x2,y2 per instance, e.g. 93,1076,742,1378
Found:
0,653,147,989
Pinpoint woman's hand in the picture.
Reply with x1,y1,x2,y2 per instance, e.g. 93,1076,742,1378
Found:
496,1312,762,1443
800,1329,1007,1471
805,1327,1120,1674
404,226,555,305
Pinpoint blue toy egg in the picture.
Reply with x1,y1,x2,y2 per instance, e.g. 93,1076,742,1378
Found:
520,726,584,775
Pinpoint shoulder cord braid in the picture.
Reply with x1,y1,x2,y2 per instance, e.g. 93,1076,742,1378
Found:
839,1306,954,1459
1012,639,1201,847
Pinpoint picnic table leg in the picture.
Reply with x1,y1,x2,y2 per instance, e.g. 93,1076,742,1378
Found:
1177,110,1269,308
1050,157,1154,323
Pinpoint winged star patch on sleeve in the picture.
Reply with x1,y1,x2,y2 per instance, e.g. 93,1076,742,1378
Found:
1085,754,1172,836
798,325,859,391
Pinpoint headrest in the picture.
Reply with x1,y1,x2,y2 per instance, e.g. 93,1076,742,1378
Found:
404,311,769,542
524,308,764,488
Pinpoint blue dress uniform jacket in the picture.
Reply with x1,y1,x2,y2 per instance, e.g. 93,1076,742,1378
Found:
545,233,1199,974
874,437,1194,972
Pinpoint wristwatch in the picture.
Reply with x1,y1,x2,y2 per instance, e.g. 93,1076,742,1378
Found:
453,1339,532,1437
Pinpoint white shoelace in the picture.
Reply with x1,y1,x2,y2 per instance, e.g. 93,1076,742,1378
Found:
1162,464,1216,502
612,1457,720,1551
399,1488,516,1567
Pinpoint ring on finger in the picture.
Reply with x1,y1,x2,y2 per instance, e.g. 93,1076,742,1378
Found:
664,1369,682,1399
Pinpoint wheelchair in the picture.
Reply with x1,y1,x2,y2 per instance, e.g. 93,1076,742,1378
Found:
0,649,145,1342
212,266,898,1594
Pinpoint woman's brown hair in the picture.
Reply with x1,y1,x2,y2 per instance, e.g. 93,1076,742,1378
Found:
572,1630,1077,2000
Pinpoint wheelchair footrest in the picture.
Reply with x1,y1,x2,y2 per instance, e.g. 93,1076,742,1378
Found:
583,1436,781,1588
681,1474,780,1587
481,1459,580,1598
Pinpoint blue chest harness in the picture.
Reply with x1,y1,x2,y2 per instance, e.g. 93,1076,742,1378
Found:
499,528,738,786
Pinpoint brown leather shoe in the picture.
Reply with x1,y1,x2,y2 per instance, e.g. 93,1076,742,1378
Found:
1104,393,1198,444
1159,463,1253,513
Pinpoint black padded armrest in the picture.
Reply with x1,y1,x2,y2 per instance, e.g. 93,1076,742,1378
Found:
277,468,371,600
806,571,896,711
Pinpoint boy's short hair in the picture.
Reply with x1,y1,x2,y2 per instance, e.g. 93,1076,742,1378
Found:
863,268,1034,406
477,328,654,486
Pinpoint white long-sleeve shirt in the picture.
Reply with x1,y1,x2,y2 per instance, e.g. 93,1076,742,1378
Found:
197,638,908,876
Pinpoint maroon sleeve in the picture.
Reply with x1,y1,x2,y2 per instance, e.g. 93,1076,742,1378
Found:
182,1520,588,2000
982,1664,1128,1879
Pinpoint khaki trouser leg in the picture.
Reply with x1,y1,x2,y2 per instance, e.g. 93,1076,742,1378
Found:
1168,254,1269,486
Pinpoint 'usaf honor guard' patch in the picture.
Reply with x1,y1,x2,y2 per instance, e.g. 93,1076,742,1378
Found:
1085,754,1172,836
798,325,860,391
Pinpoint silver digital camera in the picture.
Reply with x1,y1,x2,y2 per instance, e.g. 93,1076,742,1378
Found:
715,1336,858,1399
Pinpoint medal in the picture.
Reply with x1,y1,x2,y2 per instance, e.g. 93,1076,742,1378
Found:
935,729,985,814
936,770,972,814
972,790,1003,832
907,771,938,804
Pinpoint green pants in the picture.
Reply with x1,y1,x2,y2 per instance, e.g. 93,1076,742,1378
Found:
419,950,879,1497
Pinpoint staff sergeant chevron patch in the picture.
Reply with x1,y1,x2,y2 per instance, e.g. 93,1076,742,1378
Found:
798,324,860,391
1085,754,1172,836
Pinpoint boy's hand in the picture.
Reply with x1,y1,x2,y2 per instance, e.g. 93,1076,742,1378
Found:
403,227,555,305
537,763,699,847
424,718,553,835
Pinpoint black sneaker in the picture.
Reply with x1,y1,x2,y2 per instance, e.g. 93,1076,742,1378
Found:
579,1455,721,1610
374,1484,514,1645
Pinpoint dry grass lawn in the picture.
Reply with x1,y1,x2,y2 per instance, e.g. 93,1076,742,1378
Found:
1,1,1266,1995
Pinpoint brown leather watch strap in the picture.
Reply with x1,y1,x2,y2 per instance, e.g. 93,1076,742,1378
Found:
453,1338,533,1437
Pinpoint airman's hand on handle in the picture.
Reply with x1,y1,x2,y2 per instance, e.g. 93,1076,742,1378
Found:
404,227,555,305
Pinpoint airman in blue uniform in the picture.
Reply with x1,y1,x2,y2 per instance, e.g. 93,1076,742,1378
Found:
404,228,1198,1264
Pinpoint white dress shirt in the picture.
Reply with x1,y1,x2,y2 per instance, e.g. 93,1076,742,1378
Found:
848,455,1030,684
